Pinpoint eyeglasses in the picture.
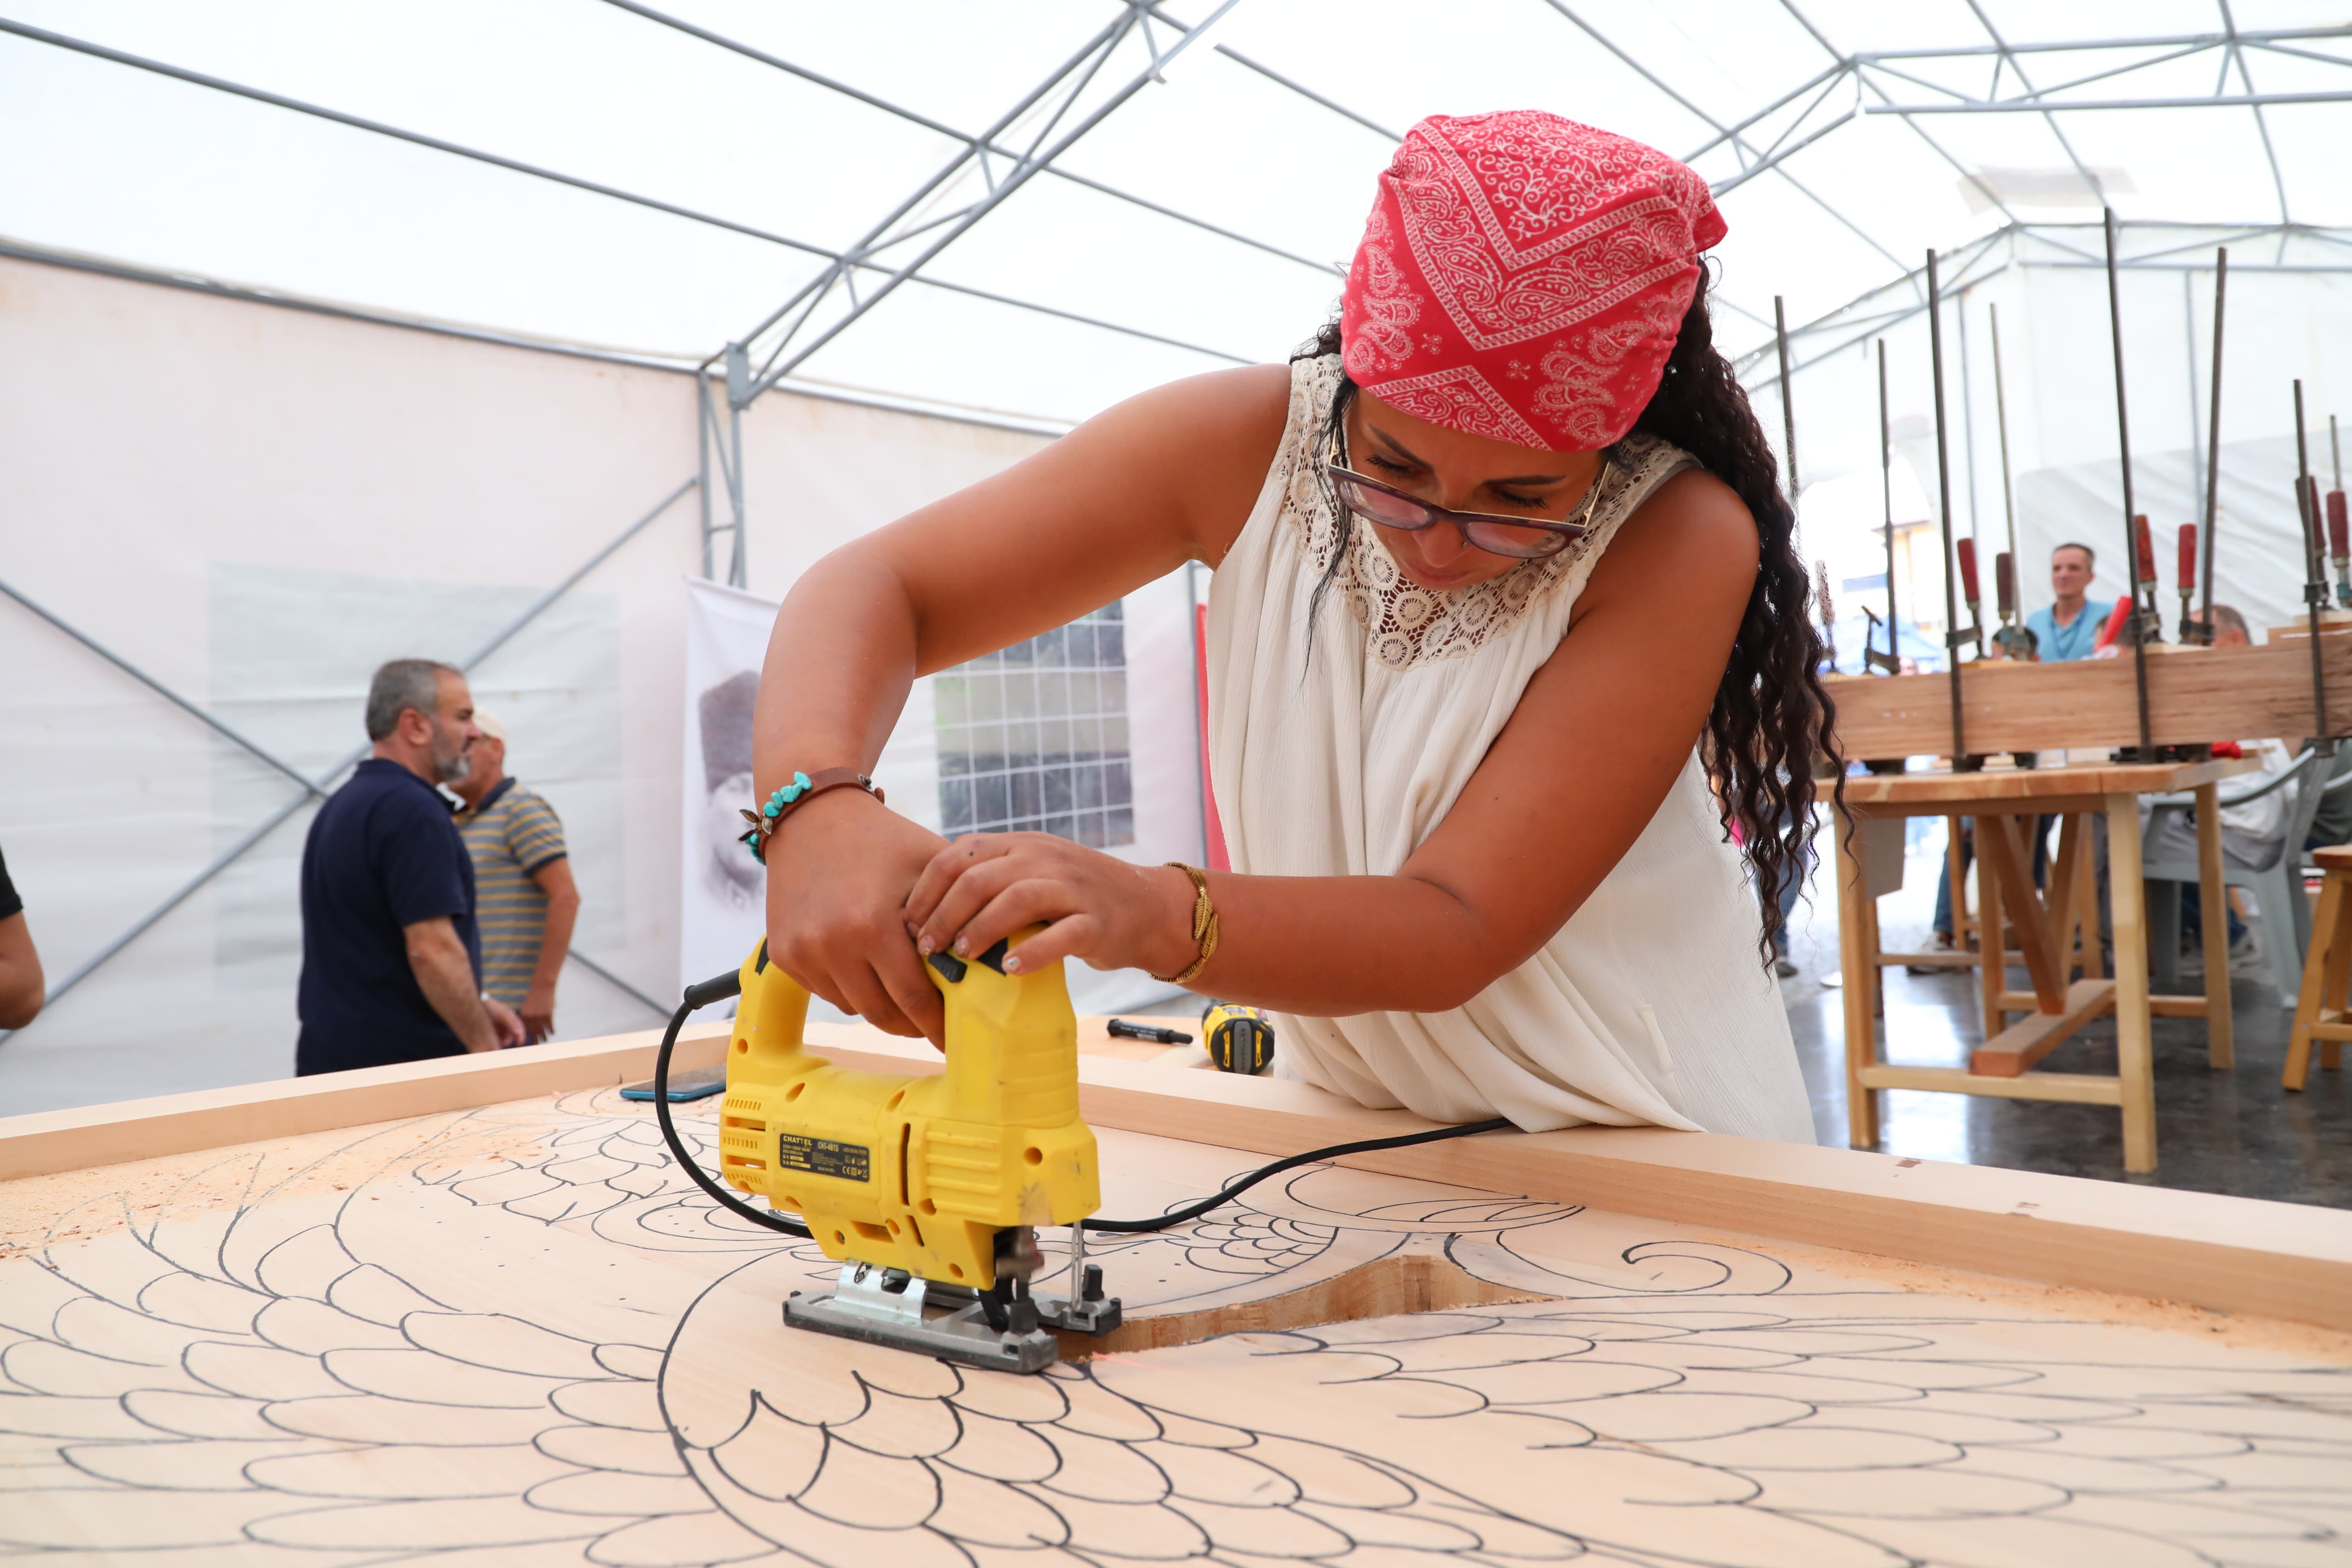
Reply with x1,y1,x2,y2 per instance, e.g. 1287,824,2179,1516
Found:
1324,426,1609,561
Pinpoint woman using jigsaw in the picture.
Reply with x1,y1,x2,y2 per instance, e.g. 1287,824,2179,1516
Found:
744,111,1832,1143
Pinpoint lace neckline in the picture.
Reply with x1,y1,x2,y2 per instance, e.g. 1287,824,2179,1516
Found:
1280,355,1690,672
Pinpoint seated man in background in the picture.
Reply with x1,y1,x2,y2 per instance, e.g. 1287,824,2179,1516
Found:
450,711,579,1044
297,659,525,1075
2147,606,2289,957
2294,602,2352,852
0,842,43,1031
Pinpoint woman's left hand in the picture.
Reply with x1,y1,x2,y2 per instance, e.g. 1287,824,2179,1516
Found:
903,834,1199,979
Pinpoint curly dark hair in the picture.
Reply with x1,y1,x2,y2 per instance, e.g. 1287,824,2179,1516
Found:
1293,267,1842,963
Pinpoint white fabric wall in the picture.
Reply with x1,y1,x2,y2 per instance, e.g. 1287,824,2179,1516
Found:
0,255,703,1113
0,254,1199,1114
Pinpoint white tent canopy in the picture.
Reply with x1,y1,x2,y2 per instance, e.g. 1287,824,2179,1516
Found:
6,0,2348,425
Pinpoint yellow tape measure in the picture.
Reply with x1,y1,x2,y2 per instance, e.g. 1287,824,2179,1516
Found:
1200,1003,1275,1076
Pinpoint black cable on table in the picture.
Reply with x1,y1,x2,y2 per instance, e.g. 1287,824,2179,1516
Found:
651,979,811,1238
1078,1117,1515,1233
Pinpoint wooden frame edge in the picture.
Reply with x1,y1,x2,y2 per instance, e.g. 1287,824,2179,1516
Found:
6,1022,2348,1332
0,1023,735,1182
1046,1053,2352,1333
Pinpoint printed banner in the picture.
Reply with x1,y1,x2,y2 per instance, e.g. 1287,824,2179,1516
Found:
679,578,786,1000
678,577,944,1020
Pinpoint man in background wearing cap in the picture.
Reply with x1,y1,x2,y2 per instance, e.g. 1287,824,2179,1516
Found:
450,712,580,1044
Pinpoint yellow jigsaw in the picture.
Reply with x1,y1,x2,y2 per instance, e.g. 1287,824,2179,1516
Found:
715,928,1122,1372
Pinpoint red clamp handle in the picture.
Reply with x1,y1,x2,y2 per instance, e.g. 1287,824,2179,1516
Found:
2094,594,2133,651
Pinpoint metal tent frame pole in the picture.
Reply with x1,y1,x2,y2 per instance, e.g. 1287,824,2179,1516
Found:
0,18,1246,376
599,0,1341,282
698,372,747,589
695,0,1245,574
1739,220,2352,398
724,0,1243,410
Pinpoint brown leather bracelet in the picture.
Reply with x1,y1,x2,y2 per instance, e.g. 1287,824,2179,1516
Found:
738,767,886,865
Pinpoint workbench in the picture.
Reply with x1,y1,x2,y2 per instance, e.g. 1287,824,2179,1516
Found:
3,1019,2348,1565
1834,759,2241,1175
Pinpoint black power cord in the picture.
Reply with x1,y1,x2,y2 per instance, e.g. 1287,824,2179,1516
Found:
650,974,1514,1241
1078,1116,1514,1233
651,971,810,1238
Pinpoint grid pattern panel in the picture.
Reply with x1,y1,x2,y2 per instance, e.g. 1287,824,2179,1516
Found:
934,602,1132,847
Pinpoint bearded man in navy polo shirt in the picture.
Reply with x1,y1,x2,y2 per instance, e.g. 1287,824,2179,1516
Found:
296,659,526,1075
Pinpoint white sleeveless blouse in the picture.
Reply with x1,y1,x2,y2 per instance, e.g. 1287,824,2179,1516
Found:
1203,355,1815,1142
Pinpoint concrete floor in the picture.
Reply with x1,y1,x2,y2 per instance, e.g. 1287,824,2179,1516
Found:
1777,821,2352,1206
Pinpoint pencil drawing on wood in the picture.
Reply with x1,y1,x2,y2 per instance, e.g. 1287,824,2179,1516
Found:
4,1088,2348,1565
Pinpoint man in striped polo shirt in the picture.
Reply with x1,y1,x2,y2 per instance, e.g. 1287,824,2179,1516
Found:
449,713,581,1044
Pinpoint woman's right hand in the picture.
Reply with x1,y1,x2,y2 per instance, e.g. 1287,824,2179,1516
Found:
763,789,951,1046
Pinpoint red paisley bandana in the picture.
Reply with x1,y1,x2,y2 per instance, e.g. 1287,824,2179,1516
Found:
1340,111,1726,452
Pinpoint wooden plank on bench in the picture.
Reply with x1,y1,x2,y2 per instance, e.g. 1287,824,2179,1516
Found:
1970,977,2117,1077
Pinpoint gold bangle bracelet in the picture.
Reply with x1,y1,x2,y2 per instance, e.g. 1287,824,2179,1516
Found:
1150,862,1219,985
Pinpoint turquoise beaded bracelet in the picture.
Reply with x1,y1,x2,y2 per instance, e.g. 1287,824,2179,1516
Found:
737,767,885,865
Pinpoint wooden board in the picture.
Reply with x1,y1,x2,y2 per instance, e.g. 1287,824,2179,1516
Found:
4,1082,2348,1566
1824,631,2352,757
8,1024,2352,1337
0,1015,1194,1182
1968,977,2116,1077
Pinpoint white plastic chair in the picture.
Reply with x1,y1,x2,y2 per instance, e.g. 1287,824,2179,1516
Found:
2142,750,2348,1006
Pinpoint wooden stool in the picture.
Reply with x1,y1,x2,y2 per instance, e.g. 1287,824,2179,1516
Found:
2284,845,2352,1090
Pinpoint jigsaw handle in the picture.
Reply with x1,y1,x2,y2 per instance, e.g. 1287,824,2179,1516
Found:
931,930,1081,1129
735,943,816,1074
